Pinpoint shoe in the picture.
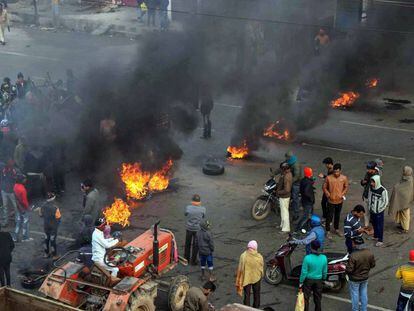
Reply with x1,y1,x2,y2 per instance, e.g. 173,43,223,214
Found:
335,230,343,237
326,232,333,240
22,238,33,242
208,271,216,282
375,242,384,247
12,236,17,242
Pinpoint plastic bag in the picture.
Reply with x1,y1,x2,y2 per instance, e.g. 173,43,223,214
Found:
295,290,305,311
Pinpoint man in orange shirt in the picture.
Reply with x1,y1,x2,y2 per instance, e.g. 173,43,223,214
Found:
323,163,349,238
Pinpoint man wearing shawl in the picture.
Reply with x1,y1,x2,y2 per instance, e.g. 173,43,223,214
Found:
235,240,264,308
389,166,414,233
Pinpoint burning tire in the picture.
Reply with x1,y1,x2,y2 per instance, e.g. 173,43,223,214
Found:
251,197,271,221
202,163,224,176
265,266,283,285
127,292,155,311
168,275,190,311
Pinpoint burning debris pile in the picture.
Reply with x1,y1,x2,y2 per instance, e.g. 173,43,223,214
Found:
331,91,360,109
103,198,131,227
366,78,379,88
263,121,291,141
227,140,249,159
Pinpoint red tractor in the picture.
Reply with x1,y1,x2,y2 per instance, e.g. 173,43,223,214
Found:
39,222,190,311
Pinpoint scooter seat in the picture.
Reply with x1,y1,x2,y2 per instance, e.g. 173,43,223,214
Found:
327,253,349,264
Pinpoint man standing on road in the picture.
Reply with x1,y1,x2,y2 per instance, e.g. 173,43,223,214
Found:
323,163,349,239
344,205,366,254
285,151,301,222
81,178,102,224
0,4,9,46
276,162,292,233
361,161,379,227
184,281,216,311
395,250,414,311
318,157,334,222
1,159,17,227
184,194,206,265
299,240,327,311
13,174,32,242
146,0,158,27
38,192,61,260
0,224,14,286
296,167,315,231
200,90,214,139
367,175,388,247
346,237,376,311
235,240,264,308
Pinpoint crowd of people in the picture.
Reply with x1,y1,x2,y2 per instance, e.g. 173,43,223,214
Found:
136,0,170,30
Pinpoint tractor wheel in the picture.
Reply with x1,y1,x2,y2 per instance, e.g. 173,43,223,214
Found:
168,275,190,311
127,291,155,311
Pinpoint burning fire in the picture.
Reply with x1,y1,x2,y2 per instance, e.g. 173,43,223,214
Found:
121,159,173,200
227,140,249,159
331,91,360,108
263,121,290,140
103,198,131,227
366,78,379,88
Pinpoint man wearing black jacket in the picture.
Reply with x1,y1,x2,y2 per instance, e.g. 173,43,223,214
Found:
0,225,14,286
297,167,315,231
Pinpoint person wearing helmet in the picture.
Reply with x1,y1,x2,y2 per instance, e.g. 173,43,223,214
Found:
290,215,325,255
296,167,315,232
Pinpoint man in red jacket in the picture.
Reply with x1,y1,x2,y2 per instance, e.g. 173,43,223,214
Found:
13,175,32,242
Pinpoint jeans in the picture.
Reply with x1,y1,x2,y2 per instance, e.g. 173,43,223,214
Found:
349,280,368,311
371,211,384,242
184,230,199,264
147,9,156,26
325,202,342,232
303,279,323,311
45,226,58,256
243,280,261,308
159,10,169,29
396,292,411,311
279,197,290,232
321,194,328,219
1,191,17,226
0,263,11,286
199,254,213,269
296,203,313,231
15,208,29,240
291,183,300,218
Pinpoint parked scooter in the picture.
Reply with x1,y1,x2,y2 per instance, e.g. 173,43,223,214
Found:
265,234,348,292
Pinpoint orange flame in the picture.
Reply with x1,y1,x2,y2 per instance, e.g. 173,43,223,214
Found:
366,78,379,88
120,160,173,200
227,140,249,159
263,121,290,140
331,91,360,108
103,198,131,227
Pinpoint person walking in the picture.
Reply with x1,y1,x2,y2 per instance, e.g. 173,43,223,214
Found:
318,157,334,222
81,178,102,224
183,281,216,311
361,161,379,227
395,250,414,311
13,174,32,242
346,237,376,311
184,194,206,265
322,163,349,239
285,151,302,221
0,159,17,227
200,91,214,139
196,220,215,281
389,166,414,234
344,204,366,254
299,240,327,311
296,167,315,231
276,162,292,233
367,175,388,247
38,192,61,260
235,240,264,308
0,225,14,286
0,4,9,46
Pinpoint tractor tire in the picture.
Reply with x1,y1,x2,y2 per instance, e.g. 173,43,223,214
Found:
168,275,190,311
202,163,224,176
127,291,155,311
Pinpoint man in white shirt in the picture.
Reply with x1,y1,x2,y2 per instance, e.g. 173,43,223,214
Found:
91,219,119,277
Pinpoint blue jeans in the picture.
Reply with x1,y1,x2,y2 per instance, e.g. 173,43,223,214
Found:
199,254,213,269
15,209,30,240
370,212,384,242
1,191,17,226
291,183,300,218
349,280,368,311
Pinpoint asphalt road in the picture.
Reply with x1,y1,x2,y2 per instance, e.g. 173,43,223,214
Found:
1,26,414,311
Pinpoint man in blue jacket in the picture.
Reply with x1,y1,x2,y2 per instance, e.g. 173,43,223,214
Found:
290,215,325,255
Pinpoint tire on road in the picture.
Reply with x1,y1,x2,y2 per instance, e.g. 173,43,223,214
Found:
251,197,271,221
265,266,283,285
202,163,224,176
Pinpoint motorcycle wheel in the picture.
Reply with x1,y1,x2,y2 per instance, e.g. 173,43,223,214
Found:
251,198,271,221
265,266,283,285
329,279,345,293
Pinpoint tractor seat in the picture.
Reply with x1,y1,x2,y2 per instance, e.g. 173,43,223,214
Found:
89,264,121,287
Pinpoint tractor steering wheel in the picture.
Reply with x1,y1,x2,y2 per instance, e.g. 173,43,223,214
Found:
104,247,131,268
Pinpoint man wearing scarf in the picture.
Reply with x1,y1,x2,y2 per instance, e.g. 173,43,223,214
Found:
389,166,414,234
235,240,264,308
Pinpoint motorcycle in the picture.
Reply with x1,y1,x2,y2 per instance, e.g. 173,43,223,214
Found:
265,234,348,292
251,171,279,220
